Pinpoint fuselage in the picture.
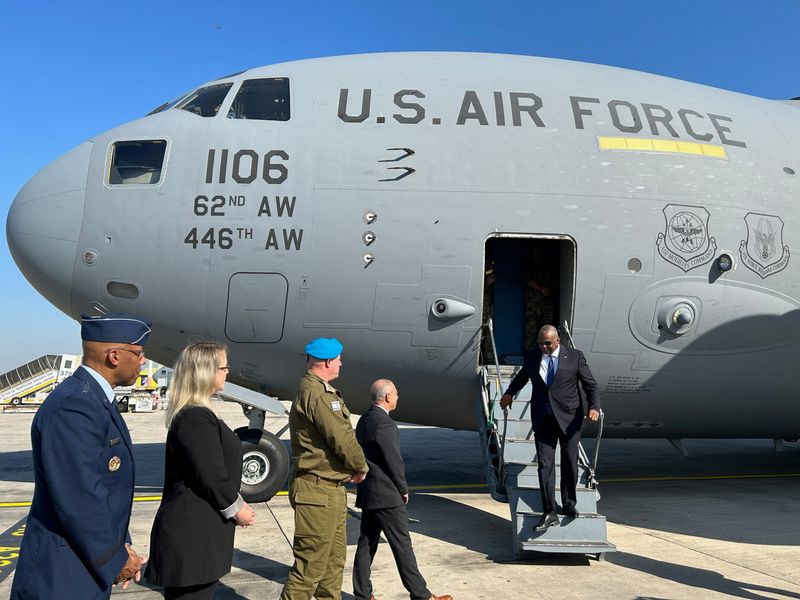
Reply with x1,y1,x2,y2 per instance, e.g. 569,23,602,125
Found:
8,52,800,437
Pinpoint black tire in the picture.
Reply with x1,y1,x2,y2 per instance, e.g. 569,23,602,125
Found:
235,429,289,503
11,397,22,406
117,397,129,413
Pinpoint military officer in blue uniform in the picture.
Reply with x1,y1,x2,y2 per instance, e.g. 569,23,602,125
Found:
11,313,152,600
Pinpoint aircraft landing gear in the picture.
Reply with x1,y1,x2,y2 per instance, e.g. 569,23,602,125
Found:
236,428,289,503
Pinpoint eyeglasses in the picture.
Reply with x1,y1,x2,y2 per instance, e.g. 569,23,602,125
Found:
538,340,556,347
108,348,146,359
218,366,230,372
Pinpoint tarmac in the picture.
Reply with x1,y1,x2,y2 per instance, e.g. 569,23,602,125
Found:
1,400,799,600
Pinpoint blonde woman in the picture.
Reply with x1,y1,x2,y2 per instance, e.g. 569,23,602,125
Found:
146,342,256,599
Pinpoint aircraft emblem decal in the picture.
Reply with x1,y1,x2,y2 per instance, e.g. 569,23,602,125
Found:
739,212,790,278
656,204,717,271
378,147,416,181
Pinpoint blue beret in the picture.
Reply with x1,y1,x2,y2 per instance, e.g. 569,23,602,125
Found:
81,313,152,345
304,337,343,359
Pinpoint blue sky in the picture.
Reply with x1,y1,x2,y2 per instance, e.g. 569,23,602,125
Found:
2,1,799,373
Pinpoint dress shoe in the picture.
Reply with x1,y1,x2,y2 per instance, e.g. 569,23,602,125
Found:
560,504,580,518
429,595,453,600
534,512,559,531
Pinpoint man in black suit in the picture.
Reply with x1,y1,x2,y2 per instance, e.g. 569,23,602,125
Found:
352,380,452,600
500,325,600,531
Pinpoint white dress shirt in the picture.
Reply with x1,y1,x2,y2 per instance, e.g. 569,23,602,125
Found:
539,345,561,383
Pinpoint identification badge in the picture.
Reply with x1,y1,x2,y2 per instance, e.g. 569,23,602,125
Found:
108,456,121,472
331,401,341,411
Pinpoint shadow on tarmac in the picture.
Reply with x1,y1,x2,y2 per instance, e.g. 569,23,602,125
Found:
230,548,289,585
2,426,800,549
132,549,291,598
402,494,511,562
610,552,800,600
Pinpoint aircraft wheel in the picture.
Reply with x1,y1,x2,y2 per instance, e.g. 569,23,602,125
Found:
236,428,289,503
11,397,22,406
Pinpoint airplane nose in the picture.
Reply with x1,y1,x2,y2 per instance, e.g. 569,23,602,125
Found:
6,142,92,316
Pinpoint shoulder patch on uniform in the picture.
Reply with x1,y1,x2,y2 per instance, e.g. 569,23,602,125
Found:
330,401,341,411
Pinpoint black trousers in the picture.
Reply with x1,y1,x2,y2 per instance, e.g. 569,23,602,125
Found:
534,413,581,514
164,580,219,600
353,505,431,600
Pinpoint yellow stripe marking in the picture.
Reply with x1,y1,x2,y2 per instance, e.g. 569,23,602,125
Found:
600,472,800,484
598,136,727,159
598,137,627,150
2,473,799,508
702,144,728,158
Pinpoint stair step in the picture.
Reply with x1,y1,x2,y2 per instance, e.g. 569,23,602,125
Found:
503,399,532,421
502,439,536,463
516,512,610,544
505,465,593,488
507,479,594,492
498,418,534,441
520,539,617,556
510,487,599,515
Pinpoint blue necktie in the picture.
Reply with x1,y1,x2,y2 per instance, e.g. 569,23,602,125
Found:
546,355,556,387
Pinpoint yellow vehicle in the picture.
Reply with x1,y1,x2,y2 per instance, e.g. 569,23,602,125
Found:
114,363,163,412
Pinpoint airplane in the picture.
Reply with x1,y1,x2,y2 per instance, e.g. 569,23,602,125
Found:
7,52,800,505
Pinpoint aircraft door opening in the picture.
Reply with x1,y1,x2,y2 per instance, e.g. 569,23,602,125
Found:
481,236,576,365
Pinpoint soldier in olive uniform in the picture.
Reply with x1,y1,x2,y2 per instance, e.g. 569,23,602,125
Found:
280,338,369,600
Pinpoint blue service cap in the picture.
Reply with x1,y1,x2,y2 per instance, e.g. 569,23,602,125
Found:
304,337,343,359
81,313,152,345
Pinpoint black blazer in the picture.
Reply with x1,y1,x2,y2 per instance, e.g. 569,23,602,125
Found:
355,405,408,510
505,347,600,435
146,406,242,587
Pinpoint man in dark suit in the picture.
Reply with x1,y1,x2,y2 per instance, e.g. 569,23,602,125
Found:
352,379,452,600
11,313,151,599
500,324,600,531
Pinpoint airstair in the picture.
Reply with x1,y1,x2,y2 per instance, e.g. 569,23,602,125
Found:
0,355,78,406
476,321,616,560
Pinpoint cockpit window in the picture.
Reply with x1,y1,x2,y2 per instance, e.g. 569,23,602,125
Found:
228,78,290,121
175,82,233,117
108,140,167,185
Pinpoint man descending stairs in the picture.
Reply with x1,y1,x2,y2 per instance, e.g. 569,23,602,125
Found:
477,323,616,560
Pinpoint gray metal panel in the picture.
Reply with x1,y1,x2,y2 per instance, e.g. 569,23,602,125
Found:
217,381,287,416
372,264,474,347
225,273,288,343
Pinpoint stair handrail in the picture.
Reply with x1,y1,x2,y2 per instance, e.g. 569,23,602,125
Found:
560,320,605,489
483,318,508,489
485,318,505,423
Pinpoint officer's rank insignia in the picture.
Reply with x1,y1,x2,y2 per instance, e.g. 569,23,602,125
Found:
108,456,122,472
331,401,341,411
